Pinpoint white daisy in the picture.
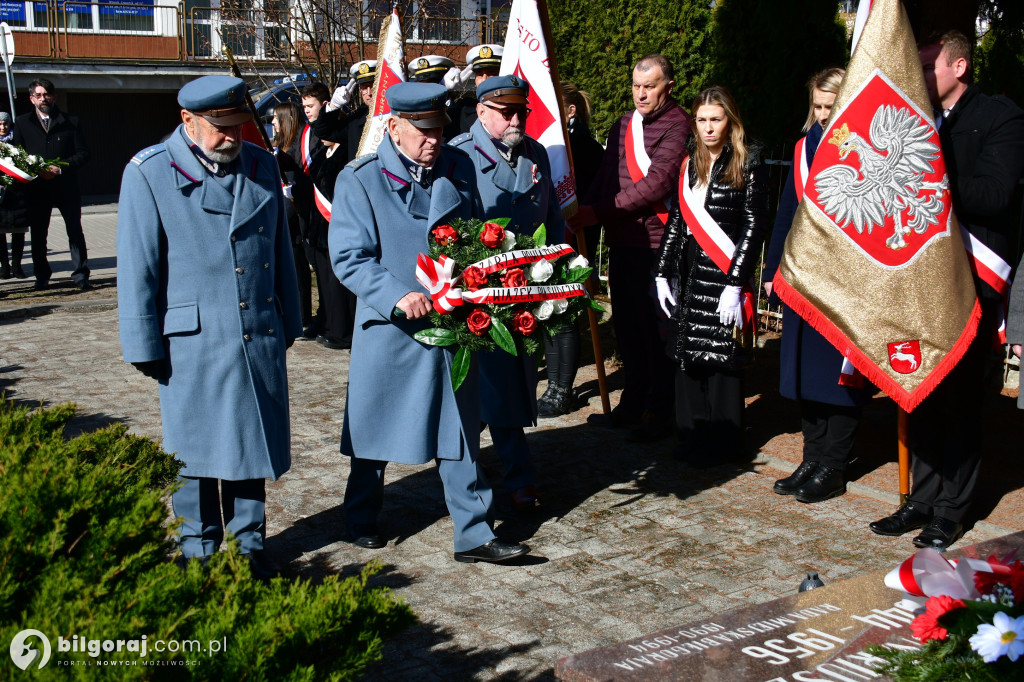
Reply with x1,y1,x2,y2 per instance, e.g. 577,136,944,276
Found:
969,611,1024,663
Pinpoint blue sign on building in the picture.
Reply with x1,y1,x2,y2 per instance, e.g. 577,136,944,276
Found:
99,0,153,17
1,0,26,22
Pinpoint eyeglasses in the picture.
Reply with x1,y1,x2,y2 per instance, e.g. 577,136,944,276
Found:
30,91,54,100
483,103,530,121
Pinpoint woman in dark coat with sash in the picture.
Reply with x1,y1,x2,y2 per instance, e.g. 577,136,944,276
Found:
655,85,768,467
762,68,874,503
0,112,28,280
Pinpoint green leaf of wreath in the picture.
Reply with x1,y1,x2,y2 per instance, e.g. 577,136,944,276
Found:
588,298,607,313
488,317,517,356
414,328,458,346
532,224,547,247
489,217,511,228
565,266,593,284
450,346,471,391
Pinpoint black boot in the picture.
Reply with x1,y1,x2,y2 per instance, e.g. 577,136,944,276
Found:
538,383,574,417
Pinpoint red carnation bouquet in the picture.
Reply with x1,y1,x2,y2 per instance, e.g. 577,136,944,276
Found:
869,548,1024,679
413,217,602,389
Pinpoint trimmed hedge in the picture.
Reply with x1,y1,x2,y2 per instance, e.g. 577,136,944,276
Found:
0,399,415,680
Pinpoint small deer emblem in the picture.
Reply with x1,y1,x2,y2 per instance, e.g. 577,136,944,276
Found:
889,342,919,371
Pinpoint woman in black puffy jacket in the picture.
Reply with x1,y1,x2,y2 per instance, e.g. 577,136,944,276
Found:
654,85,768,466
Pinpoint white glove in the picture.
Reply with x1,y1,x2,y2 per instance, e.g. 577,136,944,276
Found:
717,285,743,327
328,80,357,111
655,277,676,316
281,183,293,200
442,66,462,91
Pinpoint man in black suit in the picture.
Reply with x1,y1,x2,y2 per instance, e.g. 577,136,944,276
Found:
13,78,90,290
870,31,1024,549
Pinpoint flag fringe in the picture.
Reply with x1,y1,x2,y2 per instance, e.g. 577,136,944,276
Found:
773,271,982,412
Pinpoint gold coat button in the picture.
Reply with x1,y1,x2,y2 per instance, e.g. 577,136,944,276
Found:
243,334,251,341
264,263,270,269
240,302,248,309
265,297,273,303
235,267,244,274
257,226,264,233
268,329,275,335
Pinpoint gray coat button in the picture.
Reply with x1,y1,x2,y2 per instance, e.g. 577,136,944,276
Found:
235,267,244,274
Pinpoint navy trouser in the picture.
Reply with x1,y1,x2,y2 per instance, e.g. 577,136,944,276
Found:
344,456,495,552
489,425,535,492
173,476,266,558
27,196,89,284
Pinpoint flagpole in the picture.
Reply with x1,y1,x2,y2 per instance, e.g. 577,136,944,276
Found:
897,407,909,504
534,0,611,414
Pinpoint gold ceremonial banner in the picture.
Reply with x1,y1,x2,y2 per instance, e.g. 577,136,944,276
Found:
774,0,980,413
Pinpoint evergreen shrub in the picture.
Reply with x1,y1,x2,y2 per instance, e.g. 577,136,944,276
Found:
0,399,415,680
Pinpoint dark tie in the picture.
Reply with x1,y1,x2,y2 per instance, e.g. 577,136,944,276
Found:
40,117,49,132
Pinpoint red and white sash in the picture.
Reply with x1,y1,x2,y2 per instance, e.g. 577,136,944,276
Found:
677,156,754,328
792,135,809,203
0,159,34,183
624,110,669,225
961,224,1013,344
300,124,313,176
313,184,332,222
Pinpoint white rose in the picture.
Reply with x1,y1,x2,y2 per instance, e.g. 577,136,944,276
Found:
501,231,517,252
27,155,40,165
568,254,590,270
533,300,554,320
553,298,569,314
528,259,554,283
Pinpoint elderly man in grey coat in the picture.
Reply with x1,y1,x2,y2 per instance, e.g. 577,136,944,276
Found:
450,74,566,512
330,82,529,564
117,76,303,578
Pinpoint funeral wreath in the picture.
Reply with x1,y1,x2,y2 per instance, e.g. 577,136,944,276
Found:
869,547,1024,680
413,217,602,389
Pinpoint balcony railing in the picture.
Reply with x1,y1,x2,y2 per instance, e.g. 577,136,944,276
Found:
5,0,507,63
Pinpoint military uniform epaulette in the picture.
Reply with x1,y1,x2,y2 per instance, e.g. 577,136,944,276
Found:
449,132,472,146
346,153,376,170
131,144,165,166
441,143,470,159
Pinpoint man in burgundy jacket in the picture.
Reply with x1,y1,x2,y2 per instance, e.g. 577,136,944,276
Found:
573,54,690,439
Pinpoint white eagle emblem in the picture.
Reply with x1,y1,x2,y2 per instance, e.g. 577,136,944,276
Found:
814,106,949,250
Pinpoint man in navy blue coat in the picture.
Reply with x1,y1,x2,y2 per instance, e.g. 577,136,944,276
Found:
450,75,565,512
330,82,530,564
117,76,303,578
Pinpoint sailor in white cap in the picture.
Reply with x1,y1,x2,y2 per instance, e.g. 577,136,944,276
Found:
445,44,504,138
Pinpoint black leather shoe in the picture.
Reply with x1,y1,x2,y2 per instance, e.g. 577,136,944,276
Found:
794,466,846,503
774,461,819,495
349,525,386,549
869,502,931,536
913,517,964,550
454,539,530,564
245,550,281,581
33,279,48,291
11,265,25,279
0,265,10,279
75,279,91,291
317,335,351,350
587,409,642,429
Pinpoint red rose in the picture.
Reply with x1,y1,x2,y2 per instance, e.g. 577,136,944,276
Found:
501,268,527,288
466,309,491,336
432,225,459,246
512,310,537,336
975,556,1024,604
910,595,966,642
479,222,505,248
462,266,489,291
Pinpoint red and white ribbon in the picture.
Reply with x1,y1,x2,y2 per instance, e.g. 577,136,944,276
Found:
415,252,587,314
301,124,313,175
473,244,576,275
961,224,1012,345
793,135,809,203
838,352,866,387
883,548,992,610
0,158,35,183
677,157,754,328
416,253,463,313
313,184,332,222
625,110,669,225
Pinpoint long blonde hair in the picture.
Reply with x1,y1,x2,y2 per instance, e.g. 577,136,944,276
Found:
801,67,844,133
691,85,747,189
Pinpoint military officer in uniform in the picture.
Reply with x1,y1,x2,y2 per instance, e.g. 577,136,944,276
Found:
329,82,530,564
445,43,503,139
314,59,377,164
408,54,456,84
450,75,566,511
117,76,303,578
